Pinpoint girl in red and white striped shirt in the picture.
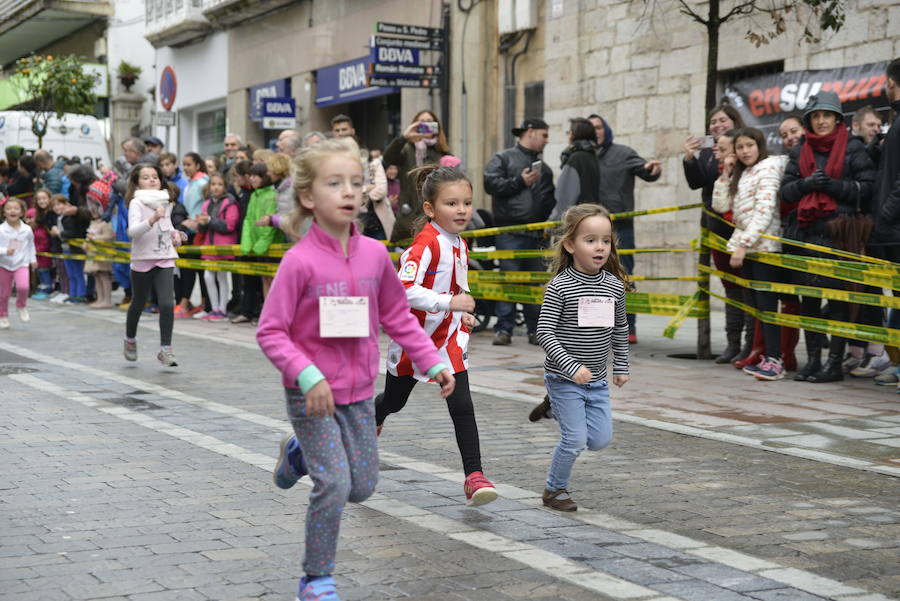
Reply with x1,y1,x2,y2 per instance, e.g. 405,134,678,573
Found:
378,165,497,507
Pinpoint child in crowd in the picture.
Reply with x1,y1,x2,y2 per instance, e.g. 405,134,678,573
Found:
241,161,284,299
159,152,187,204
0,197,37,328
712,127,788,381
197,173,239,321
50,193,89,303
84,200,115,309
124,164,186,367
27,189,53,300
173,152,209,318
228,160,255,323
376,165,497,506
385,164,401,214
257,137,454,601
531,204,630,512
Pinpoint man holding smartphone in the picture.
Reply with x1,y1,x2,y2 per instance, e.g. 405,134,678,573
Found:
484,118,556,346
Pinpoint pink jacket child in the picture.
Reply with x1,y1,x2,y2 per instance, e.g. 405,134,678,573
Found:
257,221,444,403
26,208,52,270
198,194,240,261
127,190,184,268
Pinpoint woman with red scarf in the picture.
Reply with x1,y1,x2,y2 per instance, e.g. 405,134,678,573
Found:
780,91,877,383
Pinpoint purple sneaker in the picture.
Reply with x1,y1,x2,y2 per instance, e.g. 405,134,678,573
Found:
274,434,307,489
297,575,340,601
755,357,785,381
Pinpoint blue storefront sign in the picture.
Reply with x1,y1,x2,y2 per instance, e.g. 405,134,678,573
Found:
249,78,291,121
315,56,399,108
261,97,297,129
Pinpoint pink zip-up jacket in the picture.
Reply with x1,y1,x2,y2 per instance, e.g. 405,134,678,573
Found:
257,220,443,404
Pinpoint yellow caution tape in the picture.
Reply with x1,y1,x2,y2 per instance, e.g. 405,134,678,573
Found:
699,265,900,309
702,209,899,268
663,290,702,339
703,286,900,346
467,271,702,284
702,230,900,290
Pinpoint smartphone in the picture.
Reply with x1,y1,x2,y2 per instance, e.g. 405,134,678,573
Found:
417,121,439,134
531,160,542,172
700,135,715,149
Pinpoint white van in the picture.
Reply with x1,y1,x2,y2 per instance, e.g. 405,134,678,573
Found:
0,111,111,170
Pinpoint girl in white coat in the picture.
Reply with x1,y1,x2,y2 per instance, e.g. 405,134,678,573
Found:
0,197,37,328
712,127,788,381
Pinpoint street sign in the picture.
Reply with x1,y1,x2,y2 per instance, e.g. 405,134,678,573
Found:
160,66,177,111
370,63,442,77
367,76,440,89
376,22,444,40
157,111,176,127
371,35,441,51
262,97,296,130
370,45,420,65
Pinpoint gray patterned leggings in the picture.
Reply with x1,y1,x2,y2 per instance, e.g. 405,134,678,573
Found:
284,388,379,576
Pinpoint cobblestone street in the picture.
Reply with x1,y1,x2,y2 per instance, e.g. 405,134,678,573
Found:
1,302,898,601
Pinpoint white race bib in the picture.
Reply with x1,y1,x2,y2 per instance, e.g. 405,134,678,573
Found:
455,254,469,291
319,296,369,338
577,296,615,328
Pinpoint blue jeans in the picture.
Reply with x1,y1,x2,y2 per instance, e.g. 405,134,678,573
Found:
616,222,635,332
494,232,543,335
63,248,86,298
544,372,612,492
37,268,53,293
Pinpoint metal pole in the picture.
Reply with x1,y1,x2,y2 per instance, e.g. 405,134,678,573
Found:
440,1,451,131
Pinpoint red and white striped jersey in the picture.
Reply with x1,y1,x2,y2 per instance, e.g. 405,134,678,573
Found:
387,221,469,380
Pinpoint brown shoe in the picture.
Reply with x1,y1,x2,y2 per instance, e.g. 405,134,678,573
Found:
543,488,577,512
529,395,552,422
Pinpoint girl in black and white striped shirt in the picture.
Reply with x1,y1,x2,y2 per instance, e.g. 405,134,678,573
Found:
534,204,630,512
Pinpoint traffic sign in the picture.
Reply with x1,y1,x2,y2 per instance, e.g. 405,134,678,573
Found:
160,66,177,111
370,63,442,77
157,111,176,127
367,76,440,89
262,97,296,129
371,35,441,51
376,22,444,40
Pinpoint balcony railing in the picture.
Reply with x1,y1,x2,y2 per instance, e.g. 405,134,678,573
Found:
144,0,211,48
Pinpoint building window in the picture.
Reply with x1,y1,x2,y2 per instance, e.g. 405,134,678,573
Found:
524,81,544,120
197,108,226,158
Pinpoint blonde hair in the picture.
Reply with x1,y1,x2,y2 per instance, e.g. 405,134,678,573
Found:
265,153,291,181
285,137,362,237
550,204,630,285
252,148,275,163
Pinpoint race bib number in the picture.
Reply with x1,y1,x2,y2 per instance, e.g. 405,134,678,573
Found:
577,296,615,328
399,260,418,282
319,296,369,338
455,255,469,291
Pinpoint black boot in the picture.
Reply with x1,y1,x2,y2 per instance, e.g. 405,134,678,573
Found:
807,337,845,383
731,312,755,363
715,290,744,364
794,330,823,381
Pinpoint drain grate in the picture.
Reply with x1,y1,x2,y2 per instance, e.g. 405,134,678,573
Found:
0,365,40,376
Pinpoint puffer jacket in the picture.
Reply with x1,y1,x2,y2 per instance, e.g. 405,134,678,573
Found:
780,134,877,218
483,143,555,228
712,155,787,253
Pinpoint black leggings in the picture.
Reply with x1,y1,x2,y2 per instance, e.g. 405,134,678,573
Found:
742,259,781,358
127,267,175,346
376,370,483,475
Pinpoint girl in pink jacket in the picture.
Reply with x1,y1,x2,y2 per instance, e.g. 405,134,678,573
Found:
197,173,240,321
256,138,454,601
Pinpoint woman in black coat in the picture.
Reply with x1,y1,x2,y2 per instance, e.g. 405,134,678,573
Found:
780,91,877,383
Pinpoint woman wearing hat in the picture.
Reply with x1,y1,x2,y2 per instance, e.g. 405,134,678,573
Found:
780,91,877,383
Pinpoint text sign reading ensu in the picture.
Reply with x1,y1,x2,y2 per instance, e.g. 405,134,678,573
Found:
376,22,444,40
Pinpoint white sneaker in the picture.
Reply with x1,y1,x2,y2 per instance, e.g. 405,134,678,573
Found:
841,352,862,373
851,351,892,378
192,310,208,320
17,308,29,322
50,293,69,304
0,317,8,329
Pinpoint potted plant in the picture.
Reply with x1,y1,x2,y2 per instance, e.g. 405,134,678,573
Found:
116,60,142,92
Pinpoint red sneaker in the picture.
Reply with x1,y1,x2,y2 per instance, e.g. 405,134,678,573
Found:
464,471,497,507
173,305,190,319
628,333,638,344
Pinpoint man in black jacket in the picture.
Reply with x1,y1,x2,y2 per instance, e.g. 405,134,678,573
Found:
870,58,900,263
483,118,555,346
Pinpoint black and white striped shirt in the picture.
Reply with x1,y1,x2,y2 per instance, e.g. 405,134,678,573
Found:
537,267,629,381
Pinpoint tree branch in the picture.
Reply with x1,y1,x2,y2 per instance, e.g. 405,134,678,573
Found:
676,0,709,25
